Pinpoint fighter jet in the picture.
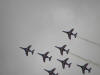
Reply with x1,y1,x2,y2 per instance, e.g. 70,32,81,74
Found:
44,68,58,75
77,63,92,74
55,44,70,55
38,51,52,62
57,58,72,69
19,45,35,56
62,28,77,40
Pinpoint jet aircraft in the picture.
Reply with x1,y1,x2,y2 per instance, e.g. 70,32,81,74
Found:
38,51,52,62
62,28,77,40
55,44,70,55
19,45,35,56
44,68,58,75
57,58,72,69
77,63,92,74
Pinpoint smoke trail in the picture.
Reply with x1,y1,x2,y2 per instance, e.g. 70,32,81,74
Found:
78,36,100,47
69,52,100,68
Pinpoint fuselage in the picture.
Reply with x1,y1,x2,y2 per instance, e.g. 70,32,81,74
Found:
67,32,73,36
81,66,88,70
42,54,49,58
23,48,32,52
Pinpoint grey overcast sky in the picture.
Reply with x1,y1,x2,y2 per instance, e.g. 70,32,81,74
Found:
0,0,100,75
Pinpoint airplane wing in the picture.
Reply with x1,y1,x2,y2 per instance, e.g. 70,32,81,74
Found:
25,51,28,56
43,57,46,62
19,47,23,49
51,68,56,72
38,53,42,56
84,63,88,67
45,52,49,56
69,28,74,33
44,69,48,72
65,58,69,62
68,34,71,40
55,46,59,49
57,59,62,62
62,45,66,48
27,45,32,50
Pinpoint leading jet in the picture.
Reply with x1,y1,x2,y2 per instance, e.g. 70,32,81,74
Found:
38,51,52,62
55,44,70,55
62,28,77,40
77,63,92,74
44,68,58,75
19,45,35,56
57,58,72,69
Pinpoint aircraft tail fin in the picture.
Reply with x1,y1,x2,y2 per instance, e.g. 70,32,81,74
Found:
49,56,52,61
74,33,77,38
65,49,70,54
88,68,92,73
68,63,72,68
31,50,35,55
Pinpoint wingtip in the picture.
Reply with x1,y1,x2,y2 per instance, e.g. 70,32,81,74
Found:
37,53,40,55
54,46,57,48
43,69,46,71
77,64,80,67
62,31,66,33
53,68,56,70
47,51,50,53
19,47,23,49
19,47,22,48
57,59,59,61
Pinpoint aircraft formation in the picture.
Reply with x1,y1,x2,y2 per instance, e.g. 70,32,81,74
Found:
19,28,92,75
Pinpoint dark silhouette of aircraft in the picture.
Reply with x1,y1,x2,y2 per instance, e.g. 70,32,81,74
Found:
44,68,58,75
55,44,70,55
38,51,52,62
19,45,35,56
62,28,77,40
57,58,72,69
77,63,92,74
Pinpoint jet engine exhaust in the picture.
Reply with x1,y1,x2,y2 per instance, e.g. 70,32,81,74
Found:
78,36,100,47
